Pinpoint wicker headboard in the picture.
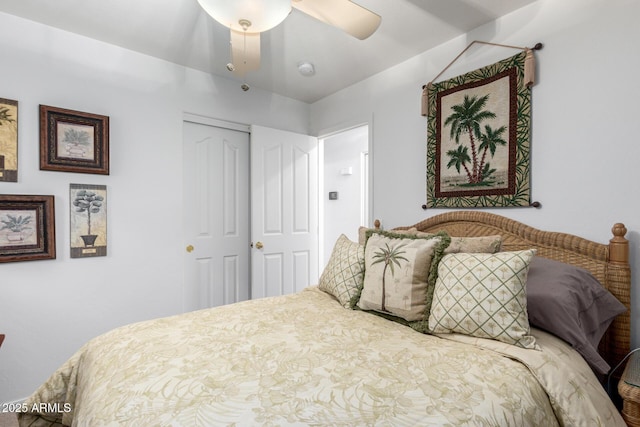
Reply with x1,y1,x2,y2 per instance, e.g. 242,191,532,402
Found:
390,211,631,371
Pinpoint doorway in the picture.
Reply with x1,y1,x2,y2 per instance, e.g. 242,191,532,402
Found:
320,124,370,266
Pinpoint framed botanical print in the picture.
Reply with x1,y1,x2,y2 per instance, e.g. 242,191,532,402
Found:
70,184,107,258
0,195,56,263
40,105,109,175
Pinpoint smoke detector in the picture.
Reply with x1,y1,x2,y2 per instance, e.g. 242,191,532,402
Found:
297,61,315,76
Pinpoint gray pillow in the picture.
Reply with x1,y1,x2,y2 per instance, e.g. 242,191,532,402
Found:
526,256,627,374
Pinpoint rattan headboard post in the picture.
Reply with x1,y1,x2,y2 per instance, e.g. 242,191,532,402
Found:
385,211,631,372
610,223,629,265
606,223,631,366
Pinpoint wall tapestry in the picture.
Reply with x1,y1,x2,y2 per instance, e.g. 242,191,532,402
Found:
70,183,107,258
0,98,18,182
424,47,536,208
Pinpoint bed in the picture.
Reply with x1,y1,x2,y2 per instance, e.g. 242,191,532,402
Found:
18,211,630,426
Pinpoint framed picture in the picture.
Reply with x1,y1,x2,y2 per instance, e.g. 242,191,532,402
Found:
70,184,107,258
40,105,109,175
0,195,56,263
0,97,18,182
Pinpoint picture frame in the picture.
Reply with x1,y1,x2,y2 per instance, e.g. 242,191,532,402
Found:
70,183,107,258
40,105,109,175
0,97,18,182
0,195,56,263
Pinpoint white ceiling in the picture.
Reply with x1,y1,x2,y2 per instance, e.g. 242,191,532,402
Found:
0,0,537,103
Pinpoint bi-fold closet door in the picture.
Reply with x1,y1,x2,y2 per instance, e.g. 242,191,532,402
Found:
183,118,318,312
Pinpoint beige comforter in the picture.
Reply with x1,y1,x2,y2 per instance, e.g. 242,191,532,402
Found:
19,287,624,426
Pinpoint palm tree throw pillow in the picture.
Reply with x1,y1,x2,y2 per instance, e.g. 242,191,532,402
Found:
356,231,450,322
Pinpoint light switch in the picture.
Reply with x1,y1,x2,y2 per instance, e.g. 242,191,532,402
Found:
329,191,338,200
340,167,353,175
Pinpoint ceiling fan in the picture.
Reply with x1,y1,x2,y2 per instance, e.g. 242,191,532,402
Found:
196,0,382,78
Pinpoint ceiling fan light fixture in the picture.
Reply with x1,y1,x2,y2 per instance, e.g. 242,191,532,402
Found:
197,0,291,33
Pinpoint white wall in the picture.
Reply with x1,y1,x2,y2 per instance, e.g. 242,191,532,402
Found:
322,125,368,263
0,12,310,402
311,0,640,348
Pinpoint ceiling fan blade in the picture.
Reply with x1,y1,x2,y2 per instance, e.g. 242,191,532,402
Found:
230,29,261,76
292,0,381,40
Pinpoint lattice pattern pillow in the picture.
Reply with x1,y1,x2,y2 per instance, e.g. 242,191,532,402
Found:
319,234,365,308
429,249,538,349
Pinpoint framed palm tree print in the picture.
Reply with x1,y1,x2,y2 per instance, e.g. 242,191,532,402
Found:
425,50,532,208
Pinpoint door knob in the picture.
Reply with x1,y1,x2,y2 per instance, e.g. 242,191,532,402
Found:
255,241,264,249
186,244,194,253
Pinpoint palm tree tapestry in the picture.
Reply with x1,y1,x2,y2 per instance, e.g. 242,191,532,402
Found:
425,50,532,208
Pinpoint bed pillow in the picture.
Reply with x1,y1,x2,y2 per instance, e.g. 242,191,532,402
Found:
355,230,450,322
358,226,413,246
526,256,627,374
357,226,373,246
429,249,538,349
366,227,502,255
414,231,502,254
318,234,365,308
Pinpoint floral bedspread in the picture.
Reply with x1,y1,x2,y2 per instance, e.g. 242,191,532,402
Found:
19,286,624,426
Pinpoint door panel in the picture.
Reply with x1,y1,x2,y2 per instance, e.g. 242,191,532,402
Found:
223,255,240,302
251,125,318,299
263,144,283,234
293,145,311,233
264,252,285,296
183,120,250,311
293,251,310,291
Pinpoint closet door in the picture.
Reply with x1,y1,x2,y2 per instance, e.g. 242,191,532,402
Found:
183,118,250,311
